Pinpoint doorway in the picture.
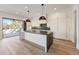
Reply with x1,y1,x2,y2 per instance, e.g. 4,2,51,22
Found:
2,17,23,38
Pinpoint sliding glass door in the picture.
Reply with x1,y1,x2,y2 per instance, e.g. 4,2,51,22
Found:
2,17,23,38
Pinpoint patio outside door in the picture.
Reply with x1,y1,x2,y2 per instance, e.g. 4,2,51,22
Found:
2,17,23,38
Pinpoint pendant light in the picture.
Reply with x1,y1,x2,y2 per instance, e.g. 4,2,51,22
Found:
26,10,31,22
39,4,47,24
26,10,32,31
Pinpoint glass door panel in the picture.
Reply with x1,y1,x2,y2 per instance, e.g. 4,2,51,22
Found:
2,18,22,38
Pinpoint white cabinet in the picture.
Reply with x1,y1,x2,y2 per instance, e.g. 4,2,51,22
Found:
24,32,47,52
25,32,47,47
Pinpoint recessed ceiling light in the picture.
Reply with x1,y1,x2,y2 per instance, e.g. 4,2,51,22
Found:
16,12,19,14
54,8,56,10
25,6,27,9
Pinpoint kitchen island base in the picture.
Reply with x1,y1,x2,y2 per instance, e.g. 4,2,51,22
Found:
24,31,53,52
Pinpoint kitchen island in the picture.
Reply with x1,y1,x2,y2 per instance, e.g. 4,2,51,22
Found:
24,30,53,52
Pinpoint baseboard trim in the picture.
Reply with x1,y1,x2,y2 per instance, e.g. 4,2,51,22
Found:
53,37,73,42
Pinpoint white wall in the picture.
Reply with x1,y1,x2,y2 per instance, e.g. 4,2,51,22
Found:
76,6,79,49
47,10,75,42
31,16,40,27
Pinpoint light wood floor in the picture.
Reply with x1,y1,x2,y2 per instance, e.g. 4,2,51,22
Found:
0,37,79,55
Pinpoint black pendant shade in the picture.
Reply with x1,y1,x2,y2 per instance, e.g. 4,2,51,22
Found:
39,16,46,20
26,10,31,22
26,19,31,22
39,4,46,20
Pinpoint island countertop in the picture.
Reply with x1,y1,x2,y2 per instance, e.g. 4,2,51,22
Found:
25,30,53,35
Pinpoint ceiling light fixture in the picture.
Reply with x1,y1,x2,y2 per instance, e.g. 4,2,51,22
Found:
25,6,27,9
26,10,31,22
16,12,18,14
54,8,56,10
39,4,47,24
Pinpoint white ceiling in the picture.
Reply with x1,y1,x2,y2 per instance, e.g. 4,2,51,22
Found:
0,4,74,19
